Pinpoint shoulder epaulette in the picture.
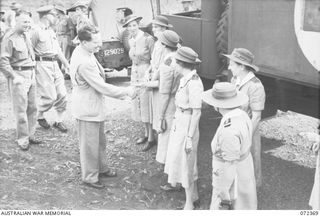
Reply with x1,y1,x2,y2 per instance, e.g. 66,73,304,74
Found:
5,29,16,39
251,76,261,83
223,118,231,127
191,74,199,80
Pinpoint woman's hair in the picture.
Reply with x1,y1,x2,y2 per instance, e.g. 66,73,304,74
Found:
234,61,255,72
161,43,178,51
78,25,99,42
176,59,196,70
128,19,140,26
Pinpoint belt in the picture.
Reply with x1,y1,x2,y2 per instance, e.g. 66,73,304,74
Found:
57,34,70,36
177,107,193,115
12,66,34,71
35,56,58,61
213,149,250,163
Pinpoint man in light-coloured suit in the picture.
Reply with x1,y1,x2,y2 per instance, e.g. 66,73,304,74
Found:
69,25,135,189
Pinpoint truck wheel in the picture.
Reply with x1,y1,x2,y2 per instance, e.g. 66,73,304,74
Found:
216,1,229,66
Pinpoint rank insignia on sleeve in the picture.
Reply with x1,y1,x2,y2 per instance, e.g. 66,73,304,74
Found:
223,118,231,127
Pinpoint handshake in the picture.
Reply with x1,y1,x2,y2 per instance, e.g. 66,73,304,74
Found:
123,86,141,99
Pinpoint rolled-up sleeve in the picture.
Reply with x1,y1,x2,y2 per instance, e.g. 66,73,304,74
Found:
159,64,173,94
0,38,14,79
248,83,265,111
78,63,127,98
188,79,204,109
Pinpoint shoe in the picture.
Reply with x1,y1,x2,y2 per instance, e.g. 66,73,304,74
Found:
53,122,68,133
99,170,117,178
18,143,29,151
83,181,105,189
29,138,42,145
193,199,200,209
38,118,50,129
160,183,183,192
64,74,70,80
142,140,157,152
136,137,148,144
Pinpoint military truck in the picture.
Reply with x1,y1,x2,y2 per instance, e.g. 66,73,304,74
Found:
160,0,319,117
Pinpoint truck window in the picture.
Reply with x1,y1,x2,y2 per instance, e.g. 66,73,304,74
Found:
303,0,320,32
158,0,201,15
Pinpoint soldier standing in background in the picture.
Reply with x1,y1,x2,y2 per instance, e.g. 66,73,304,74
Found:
55,4,75,79
0,11,42,150
31,5,69,133
69,1,92,45
5,2,22,29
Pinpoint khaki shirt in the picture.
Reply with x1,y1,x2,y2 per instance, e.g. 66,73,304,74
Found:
56,16,75,36
175,69,203,109
211,108,253,162
231,72,266,118
75,14,92,32
159,52,182,95
129,31,154,65
0,21,8,40
0,31,35,78
30,25,60,57
70,45,128,122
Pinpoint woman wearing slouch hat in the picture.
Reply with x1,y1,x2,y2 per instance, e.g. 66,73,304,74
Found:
164,46,203,210
202,82,257,210
124,15,155,149
223,48,266,188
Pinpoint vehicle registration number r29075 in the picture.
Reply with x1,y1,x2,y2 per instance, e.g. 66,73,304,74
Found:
102,48,125,56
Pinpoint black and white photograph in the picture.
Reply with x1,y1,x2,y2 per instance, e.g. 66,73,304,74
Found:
0,0,319,214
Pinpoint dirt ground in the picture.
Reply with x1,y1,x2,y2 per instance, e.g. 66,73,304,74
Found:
0,73,318,210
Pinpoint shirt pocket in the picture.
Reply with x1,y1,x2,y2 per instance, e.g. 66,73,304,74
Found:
13,41,28,60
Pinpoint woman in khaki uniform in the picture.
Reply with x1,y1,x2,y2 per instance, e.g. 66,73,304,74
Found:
124,15,155,148
202,82,257,210
164,46,203,210
136,16,174,152
137,30,180,155
223,48,266,188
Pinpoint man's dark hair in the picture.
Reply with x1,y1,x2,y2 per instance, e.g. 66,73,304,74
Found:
78,25,99,42
15,10,32,18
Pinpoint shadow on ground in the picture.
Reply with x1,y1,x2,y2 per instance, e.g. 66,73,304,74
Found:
0,106,315,210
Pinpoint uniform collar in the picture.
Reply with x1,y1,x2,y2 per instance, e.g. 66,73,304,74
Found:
221,108,244,124
179,69,197,86
130,30,144,41
235,71,255,89
79,44,94,57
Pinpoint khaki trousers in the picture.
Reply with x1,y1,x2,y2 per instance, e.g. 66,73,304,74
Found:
8,69,37,146
77,120,109,183
35,61,67,114
57,35,71,61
